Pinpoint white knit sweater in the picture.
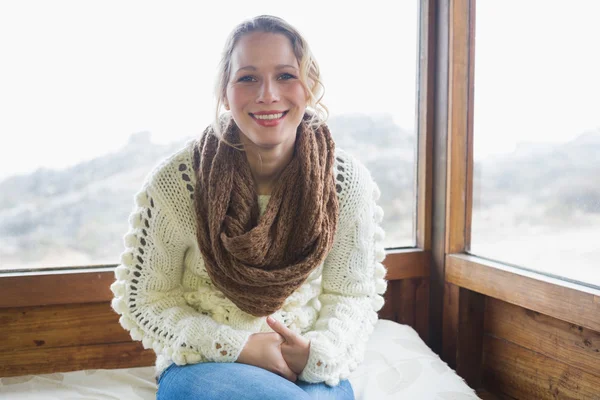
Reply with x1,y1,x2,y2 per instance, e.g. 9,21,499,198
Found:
110,139,387,386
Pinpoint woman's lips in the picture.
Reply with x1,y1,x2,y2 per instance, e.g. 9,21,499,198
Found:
249,111,288,127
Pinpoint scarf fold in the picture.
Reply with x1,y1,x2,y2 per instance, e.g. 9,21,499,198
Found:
193,114,339,317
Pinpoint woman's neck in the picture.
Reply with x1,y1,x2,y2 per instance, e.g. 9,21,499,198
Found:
241,139,295,196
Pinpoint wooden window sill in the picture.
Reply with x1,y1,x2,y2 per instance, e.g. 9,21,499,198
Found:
446,253,600,332
0,249,430,308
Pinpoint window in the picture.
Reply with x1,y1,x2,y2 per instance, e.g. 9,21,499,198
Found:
470,1,600,287
0,1,419,271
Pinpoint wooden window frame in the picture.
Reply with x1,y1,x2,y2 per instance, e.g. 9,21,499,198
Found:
0,0,436,309
438,0,600,376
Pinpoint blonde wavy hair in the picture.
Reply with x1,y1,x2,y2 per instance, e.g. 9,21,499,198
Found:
213,15,328,144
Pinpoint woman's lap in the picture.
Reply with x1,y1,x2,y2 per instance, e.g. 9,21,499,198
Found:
157,362,354,400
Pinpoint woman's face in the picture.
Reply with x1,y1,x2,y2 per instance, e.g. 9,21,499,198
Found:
225,32,307,149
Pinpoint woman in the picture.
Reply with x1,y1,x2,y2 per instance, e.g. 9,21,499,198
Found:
111,15,387,400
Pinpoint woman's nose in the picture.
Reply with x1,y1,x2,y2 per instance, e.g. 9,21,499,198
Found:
256,79,280,104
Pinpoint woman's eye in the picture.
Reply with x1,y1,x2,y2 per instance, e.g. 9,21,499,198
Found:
278,73,296,80
238,76,256,82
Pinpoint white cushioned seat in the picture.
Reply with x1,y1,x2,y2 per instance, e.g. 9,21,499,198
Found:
0,320,479,399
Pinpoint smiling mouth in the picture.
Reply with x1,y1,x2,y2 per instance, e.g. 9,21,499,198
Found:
249,111,289,120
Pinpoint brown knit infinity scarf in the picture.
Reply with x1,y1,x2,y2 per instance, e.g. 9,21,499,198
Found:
193,114,339,317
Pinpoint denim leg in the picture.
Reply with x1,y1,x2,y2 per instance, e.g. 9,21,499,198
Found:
157,362,312,400
296,380,355,400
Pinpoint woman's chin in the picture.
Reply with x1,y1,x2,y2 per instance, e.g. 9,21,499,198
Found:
252,139,289,150
243,129,297,149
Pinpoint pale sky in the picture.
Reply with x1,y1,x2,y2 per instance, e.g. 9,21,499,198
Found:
0,0,598,182
475,1,600,156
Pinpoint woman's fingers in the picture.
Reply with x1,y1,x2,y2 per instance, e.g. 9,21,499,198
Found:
278,365,298,382
265,317,310,375
266,316,295,343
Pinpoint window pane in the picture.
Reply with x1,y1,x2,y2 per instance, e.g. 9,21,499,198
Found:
471,1,600,287
0,1,418,271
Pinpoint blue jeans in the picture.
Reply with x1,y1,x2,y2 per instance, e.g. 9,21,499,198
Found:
157,362,355,400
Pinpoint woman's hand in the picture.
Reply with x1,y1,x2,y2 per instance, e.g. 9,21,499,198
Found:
266,316,310,376
236,332,298,382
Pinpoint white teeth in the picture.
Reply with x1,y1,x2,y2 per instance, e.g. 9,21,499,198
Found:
253,112,284,120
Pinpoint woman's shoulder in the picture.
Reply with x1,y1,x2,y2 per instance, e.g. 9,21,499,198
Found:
142,139,197,190
333,147,379,202
137,140,198,213
332,147,382,230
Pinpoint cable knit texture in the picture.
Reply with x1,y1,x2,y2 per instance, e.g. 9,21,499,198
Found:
111,139,387,386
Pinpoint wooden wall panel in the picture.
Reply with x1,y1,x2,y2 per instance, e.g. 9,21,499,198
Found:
0,302,129,352
378,281,396,321
377,277,430,342
0,342,155,378
397,279,417,327
442,282,459,369
414,278,430,344
485,298,600,381
0,278,430,377
456,288,485,389
0,301,154,378
482,335,600,399
0,270,115,308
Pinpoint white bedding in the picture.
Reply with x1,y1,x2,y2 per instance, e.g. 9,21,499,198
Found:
0,320,480,399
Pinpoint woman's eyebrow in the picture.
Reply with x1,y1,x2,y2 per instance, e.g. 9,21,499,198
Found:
276,64,298,70
235,64,298,74
236,66,257,73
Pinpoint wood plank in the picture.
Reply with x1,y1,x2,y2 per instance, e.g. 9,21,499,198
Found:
442,0,478,371
416,0,436,251
414,277,430,345
383,280,404,324
0,268,115,308
446,254,600,332
378,280,396,321
476,389,516,400
0,341,155,377
482,335,600,399
442,282,460,369
383,250,430,281
397,279,417,327
445,0,470,255
485,298,600,379
429,0,450,357
378,278,429,333
0,302,129,352
475,389,496,400
456,288,485,389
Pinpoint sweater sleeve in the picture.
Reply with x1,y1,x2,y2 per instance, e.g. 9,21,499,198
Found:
298,154,387,386
110,159,253,366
